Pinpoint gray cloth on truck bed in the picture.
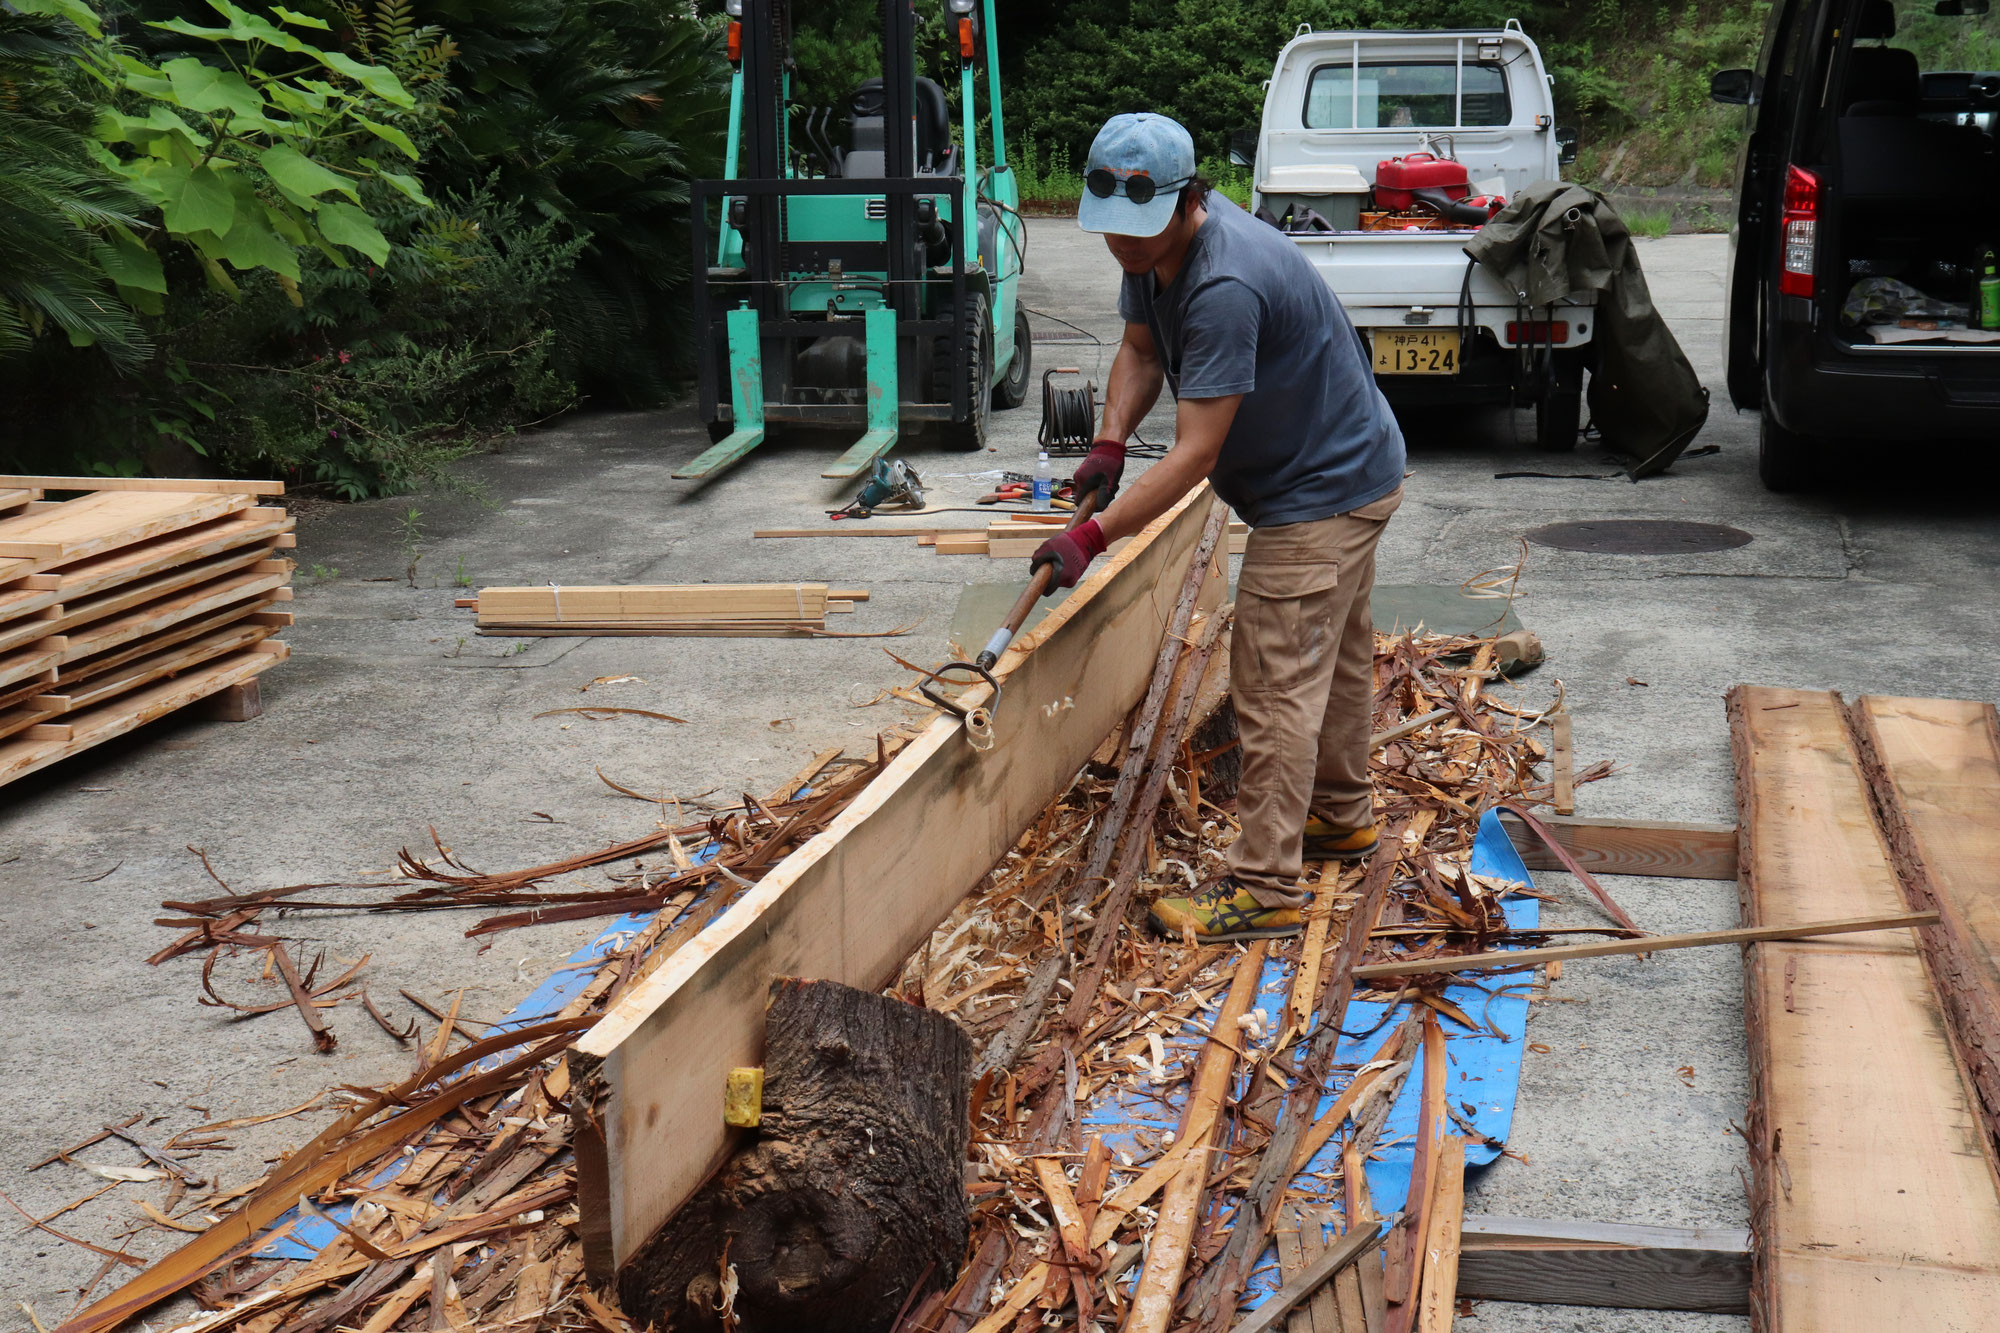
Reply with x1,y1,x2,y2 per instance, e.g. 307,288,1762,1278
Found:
1464,180,1708,479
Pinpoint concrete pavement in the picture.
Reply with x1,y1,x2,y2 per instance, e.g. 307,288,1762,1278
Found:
5,223,1997,1325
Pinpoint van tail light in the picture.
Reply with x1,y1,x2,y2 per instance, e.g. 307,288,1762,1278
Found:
1506,320,1568,344
1780,165,1820,298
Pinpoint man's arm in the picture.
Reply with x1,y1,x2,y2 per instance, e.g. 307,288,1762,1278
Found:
1098,321,1166,443
1095,393,1241,543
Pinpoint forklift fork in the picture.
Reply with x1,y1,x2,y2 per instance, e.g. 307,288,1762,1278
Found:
821,306,903,480
673,305,767,482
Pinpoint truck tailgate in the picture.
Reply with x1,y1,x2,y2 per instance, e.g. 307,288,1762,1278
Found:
1291,232,1595,340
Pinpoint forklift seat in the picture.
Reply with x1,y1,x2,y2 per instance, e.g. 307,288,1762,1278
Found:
836,77,957,178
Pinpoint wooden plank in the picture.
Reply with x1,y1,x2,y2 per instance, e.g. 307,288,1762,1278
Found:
571,485,1227,1280
0,607,63,656
0,490,252,562
1276,1207,1318,1333
1414,1137,1466,1333
1497,812,1737,881
1727,685,2000,1333
0,488,40,512
753,526,986,539
56,596,277,689
56,567,287,662
1351,912,1934,980
986,522,1246,559
0,581,63,627
47,547,282,635
1454,1215,1749,1313
1851,695,2000,1159
45,509,292,598
0,474,284,496
475,624,818,639
1228,1223,1383,1333
31,621,278,712
475,584,830,625
0,642,62,692
0,643,286,788
1550,712,1574,814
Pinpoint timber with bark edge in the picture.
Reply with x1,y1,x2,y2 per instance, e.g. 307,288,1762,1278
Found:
570,485,1226,1281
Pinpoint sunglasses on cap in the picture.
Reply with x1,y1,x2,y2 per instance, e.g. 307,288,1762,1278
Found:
1085,169,1193,206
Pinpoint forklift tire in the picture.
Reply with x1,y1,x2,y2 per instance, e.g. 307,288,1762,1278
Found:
934,295,993,451
1758,408,1815,492
993,306,1032,410
1534,350,1585,452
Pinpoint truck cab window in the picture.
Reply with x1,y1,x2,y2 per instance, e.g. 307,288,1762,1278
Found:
1304,62,1511,130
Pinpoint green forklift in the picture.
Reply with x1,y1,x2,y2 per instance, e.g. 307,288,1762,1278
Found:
675,0,1030,484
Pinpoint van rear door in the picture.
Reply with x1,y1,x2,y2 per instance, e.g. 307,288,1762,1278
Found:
1724,0,1827,408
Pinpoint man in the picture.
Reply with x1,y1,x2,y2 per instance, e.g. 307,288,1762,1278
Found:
1031,112,1406,943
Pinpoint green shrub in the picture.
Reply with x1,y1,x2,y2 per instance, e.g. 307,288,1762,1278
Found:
0,7,153,369
1625,207,1673,238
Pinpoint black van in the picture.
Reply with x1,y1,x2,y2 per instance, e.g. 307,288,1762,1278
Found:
1711,0,2000,489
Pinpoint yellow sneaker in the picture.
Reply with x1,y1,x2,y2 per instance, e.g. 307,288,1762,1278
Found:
1302,817,1378,861
1148,876,1304,942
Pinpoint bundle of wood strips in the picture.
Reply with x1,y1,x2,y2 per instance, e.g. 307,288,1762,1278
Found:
466,583,870,637
0,476,293,789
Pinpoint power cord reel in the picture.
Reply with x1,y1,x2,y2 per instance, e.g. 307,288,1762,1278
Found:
1038,367,1097,456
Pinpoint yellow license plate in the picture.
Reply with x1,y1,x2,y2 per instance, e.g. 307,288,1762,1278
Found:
1372,329,1460,375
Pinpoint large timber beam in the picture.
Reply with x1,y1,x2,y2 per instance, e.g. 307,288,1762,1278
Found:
570,486,1226,1280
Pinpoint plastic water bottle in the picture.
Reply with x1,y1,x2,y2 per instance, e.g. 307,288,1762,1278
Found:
1032,451,1054,512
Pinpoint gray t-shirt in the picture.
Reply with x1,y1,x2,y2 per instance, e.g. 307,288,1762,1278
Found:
1118,195,1405,528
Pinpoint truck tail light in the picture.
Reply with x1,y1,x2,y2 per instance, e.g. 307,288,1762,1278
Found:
1506,320,1569,344
1780,164,1820,298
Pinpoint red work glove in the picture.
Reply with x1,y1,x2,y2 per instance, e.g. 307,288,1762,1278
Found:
1031,518,1109,591
1072,439,1127,504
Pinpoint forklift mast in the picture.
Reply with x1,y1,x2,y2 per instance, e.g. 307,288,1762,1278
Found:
677,0,1026,485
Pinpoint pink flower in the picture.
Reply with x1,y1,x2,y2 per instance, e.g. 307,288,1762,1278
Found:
338,350,352,365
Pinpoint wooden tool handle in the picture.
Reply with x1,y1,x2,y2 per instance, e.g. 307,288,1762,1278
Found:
996,487,1104,637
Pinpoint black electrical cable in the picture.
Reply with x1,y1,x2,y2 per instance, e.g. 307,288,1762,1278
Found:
1039,372,1097,455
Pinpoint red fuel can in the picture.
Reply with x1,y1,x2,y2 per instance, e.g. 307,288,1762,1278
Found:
1374,153,1471,210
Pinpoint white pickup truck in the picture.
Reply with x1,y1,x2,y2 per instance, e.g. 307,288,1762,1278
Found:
1249,20,1593,448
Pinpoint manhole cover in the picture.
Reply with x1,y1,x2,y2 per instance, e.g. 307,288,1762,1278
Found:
1524,519,1754,554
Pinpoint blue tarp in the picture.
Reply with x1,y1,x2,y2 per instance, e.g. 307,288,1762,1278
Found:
1077,809,1536,1303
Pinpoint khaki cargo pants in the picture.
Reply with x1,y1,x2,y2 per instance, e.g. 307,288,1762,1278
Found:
1225,488,1401,908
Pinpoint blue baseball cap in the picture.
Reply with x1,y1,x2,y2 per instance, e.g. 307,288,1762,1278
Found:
1078,113,1197,238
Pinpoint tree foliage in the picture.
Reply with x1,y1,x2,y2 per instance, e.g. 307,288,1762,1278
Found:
0,0,728,491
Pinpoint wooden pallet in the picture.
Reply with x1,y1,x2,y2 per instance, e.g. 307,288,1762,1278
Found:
1728,685,2000,1331
0,644,286,786
0,476,294,791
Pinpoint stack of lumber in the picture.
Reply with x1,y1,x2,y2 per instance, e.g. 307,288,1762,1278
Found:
466,583,868,637
0,476,293,788
1729,685,2000,1330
